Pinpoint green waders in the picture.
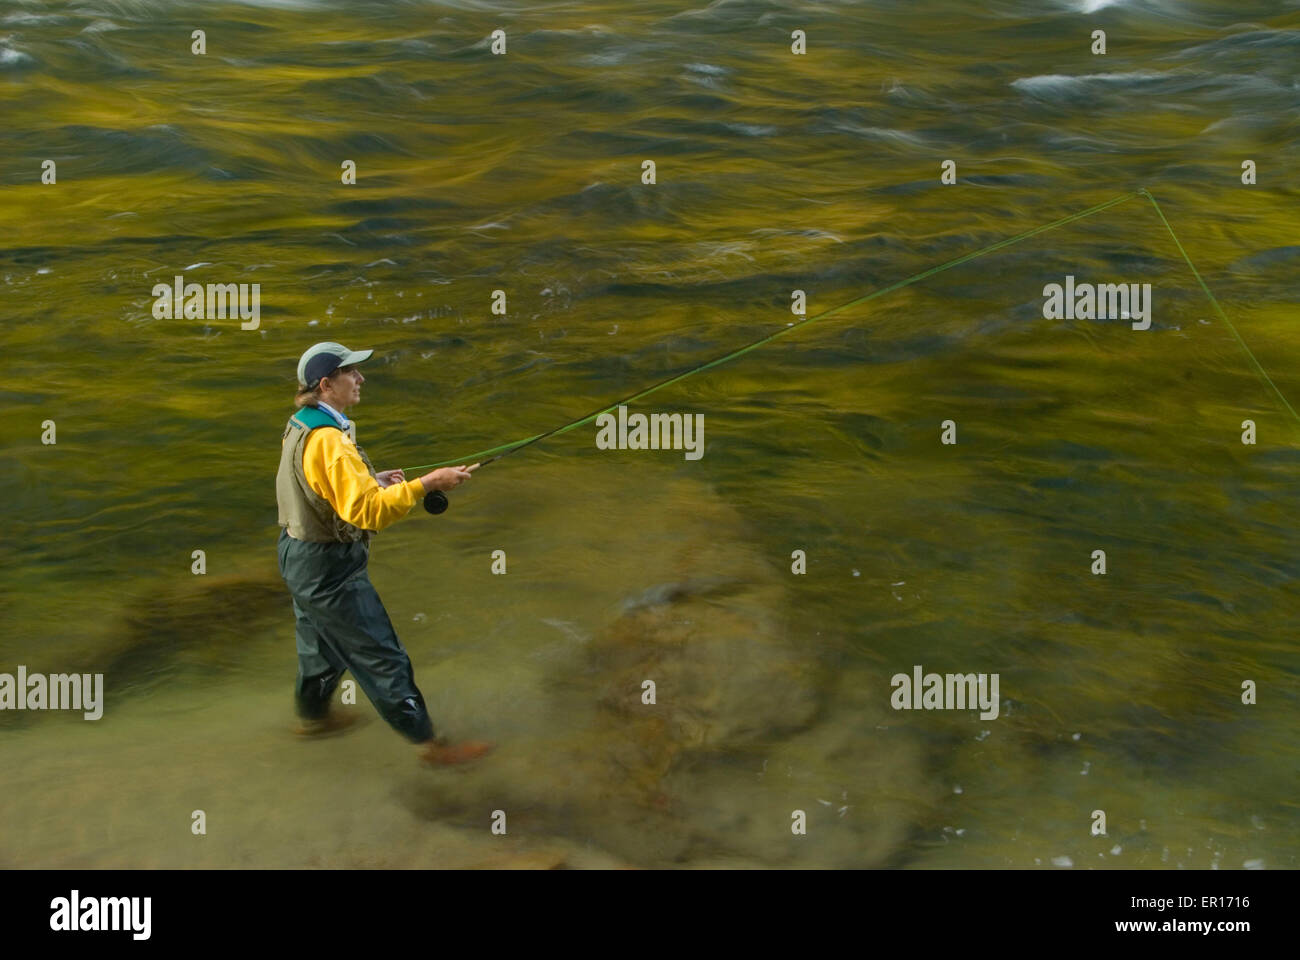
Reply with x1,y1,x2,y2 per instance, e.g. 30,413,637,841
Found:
277,527,435,743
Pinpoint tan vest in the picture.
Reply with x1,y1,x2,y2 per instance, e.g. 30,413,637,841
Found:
276,405,378,543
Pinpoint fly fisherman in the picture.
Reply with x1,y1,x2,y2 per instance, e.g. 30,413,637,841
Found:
275,341,493,766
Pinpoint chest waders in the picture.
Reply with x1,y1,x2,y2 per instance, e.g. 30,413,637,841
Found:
275,405,435,744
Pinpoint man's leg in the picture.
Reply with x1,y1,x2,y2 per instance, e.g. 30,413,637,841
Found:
280,528,356,735
292,596,346,722
302,569,436,743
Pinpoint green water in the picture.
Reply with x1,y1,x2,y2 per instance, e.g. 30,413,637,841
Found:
2,0,1298,868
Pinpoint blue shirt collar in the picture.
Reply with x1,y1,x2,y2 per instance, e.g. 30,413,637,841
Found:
315,401,353,434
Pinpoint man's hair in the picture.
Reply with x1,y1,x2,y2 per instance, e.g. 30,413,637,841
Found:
293,383,323,408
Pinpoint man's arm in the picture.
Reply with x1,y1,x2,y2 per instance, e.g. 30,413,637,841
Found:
302,429,426,531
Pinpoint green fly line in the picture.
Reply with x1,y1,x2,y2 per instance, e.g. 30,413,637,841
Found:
402,189,1295,474
1138,189,1300,426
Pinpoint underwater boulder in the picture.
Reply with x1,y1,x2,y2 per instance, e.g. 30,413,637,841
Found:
399,459,928,867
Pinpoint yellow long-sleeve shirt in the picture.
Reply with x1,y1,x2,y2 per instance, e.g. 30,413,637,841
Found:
301,427,425,532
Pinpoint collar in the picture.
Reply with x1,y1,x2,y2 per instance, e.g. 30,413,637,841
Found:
315,401,349,428
315,401,355,440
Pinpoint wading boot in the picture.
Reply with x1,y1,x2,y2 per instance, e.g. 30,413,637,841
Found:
293,709,362,738
417,736,495,767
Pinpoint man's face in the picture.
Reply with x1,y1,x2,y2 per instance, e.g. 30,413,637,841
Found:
323,365,364,408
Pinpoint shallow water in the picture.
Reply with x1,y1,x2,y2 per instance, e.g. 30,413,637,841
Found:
2,0,1298,868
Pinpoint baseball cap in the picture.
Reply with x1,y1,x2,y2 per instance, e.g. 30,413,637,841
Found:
297,342,374,388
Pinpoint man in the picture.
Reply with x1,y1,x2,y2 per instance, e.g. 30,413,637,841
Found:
275,341,492,766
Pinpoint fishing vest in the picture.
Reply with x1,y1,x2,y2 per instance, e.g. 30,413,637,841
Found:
276,405,378,544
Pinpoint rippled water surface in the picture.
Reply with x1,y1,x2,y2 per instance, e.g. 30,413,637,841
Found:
2,0,1298,868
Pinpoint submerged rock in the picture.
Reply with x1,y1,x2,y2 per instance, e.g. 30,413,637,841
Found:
399,459,932,867
101,571,288,687
0,569,290,731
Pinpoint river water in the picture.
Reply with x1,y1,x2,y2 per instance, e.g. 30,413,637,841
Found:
1,0,1297,868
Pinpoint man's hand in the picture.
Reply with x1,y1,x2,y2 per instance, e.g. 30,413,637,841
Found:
419,463,479,492
375,469,406,489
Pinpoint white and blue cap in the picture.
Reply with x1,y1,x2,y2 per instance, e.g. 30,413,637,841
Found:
297,341,373,388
